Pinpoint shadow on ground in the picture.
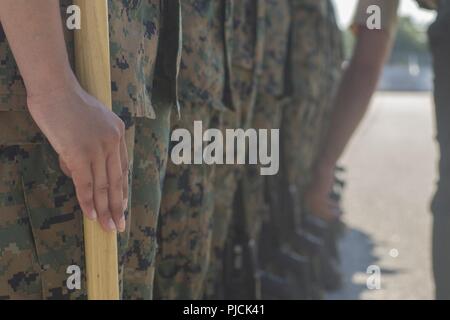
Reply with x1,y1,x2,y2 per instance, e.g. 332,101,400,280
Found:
326,227,401,300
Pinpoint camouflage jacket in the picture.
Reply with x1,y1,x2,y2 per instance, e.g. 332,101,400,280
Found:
0,0,181,120
231,0,266,111
287,0,342,102
178,0,234,111
285,0,343,183
259,0,291,98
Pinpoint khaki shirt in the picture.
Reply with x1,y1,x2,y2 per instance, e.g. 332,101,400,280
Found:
352,0,399,33
0,0,181,120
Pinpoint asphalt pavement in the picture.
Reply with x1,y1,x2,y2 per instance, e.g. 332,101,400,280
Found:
326,92,437,300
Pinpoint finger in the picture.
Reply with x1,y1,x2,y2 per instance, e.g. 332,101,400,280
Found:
315,209,336,222
329,204,343,218
92,155,116,232
327,199,343,215
120,135,129,212
309,200,338,222
107,147,126,232
71,160,96,221
327,199,340,210
322,205,340,222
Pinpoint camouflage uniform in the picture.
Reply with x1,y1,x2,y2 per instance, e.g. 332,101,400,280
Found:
0,0,180,299
154,0,233,300
281,0,343,229
205,0,266,300
275,0,343,298
247,0,291,249
243,0,294,299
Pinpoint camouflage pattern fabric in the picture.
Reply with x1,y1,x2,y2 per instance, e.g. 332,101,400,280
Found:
0,0,180,120
205,0,266,300
0,110,173,301
271,0,343,299
0,1,180,299
243,0,291,248
0,112,125,300
281,0,343,231
235,0,293,300
108,0,180,120
154,0,232,300
238,0,292,296
121,106,172,300
155,104,221,300
0,112,86,299
0,1,73,113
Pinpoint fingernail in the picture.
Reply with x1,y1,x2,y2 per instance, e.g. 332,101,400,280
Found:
123,199,128,212
89,209,97,221
118,216,126,232
108,218,116,231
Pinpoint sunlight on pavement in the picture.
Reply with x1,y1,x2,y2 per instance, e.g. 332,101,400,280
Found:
327,92,436,300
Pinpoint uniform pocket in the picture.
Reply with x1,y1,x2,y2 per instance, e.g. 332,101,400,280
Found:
19,142,87,300
0,144,43,299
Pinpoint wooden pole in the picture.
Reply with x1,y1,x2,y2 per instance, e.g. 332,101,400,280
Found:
73,0,119,300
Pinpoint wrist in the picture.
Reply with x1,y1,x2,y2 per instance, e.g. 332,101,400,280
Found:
308,163,335,196
314,160,335,177
25,65,80,101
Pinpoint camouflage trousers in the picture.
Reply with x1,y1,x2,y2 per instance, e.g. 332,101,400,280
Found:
0,104,171,300
204,68,262,299
278,98,310,238
203,108,242,299
154,101,220,300
229,95,285,300
242,94,285,242
122,104,172,300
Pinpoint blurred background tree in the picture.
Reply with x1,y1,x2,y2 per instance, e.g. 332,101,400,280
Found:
390,16,430,65
342,16,430,66
340,15,433,91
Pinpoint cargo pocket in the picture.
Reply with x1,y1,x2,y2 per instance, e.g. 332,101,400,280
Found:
0,145,42,299
19,142,86,300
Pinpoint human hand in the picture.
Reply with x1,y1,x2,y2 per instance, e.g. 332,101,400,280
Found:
304,164,341,222
27,80,128,233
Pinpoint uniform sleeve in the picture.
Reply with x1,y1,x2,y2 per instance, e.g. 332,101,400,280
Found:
352,0,400,34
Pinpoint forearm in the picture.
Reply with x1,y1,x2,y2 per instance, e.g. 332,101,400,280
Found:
316,29,393,172
0,0,75,98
